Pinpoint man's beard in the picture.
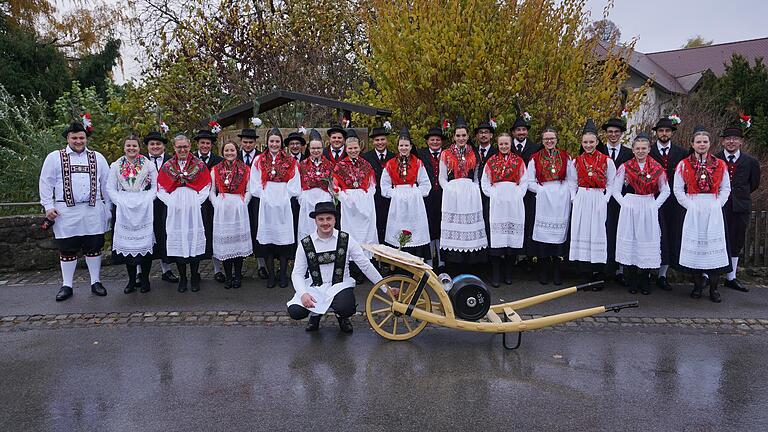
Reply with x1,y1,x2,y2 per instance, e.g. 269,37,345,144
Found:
657,135,671,144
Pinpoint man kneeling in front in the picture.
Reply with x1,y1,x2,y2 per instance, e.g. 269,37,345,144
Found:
288,201,384,333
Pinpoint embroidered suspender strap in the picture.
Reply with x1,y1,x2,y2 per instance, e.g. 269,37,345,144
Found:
302,235,323,286
87,150,97,206
60,148,74,207
332,232,349,285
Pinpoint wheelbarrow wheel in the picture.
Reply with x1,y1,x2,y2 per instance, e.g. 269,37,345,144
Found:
366,275,432,341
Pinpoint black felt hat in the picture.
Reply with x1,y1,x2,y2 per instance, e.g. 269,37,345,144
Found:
652,117,678,132
601,117,627,132
143,131,168,145
346,128,358,139
398,127,411,141
286,131,306,146
512,113,531,130
369,127,390,138
266,127,283,141
237,128,259,139
326,125,347,139
308,128,323,142
582,118,598,135
309,201,339,219
62,122,88,138
194,129,217,141
473,113,495,134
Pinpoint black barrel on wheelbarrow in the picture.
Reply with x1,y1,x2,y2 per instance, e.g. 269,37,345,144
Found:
448,274,492,321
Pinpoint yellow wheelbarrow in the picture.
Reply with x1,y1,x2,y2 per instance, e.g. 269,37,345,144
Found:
363,244,638,349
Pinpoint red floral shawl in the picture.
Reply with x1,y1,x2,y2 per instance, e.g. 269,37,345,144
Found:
623,158,665,196
384,154,421,186
257,151,298,187
574,151,609,188
681,153,726,194
441,144,478,179
157,153,210,193
532,148,569,183
485,152,525,184
333,157,374,191
299,157,334,191
214,159,250,196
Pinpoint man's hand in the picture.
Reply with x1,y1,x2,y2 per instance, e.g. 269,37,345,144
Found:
301,293,317,308
45,209,59,220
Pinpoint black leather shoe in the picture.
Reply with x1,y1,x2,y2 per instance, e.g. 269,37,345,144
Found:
190,274,201,292
178,278,188,293
657,276,672,291
214,272,226,283
258,267,269,280
224,279,232,289
91,282,107,296
710,287,722,303
640,287,651,295
305,315,321,332
55,285,73,301
124,282,136,294
614,273,627,287
232,278,241,289
628,286,638,294
139,277,151,293
337,316,353,333
266,278,276,288
162,271,179,283
690,284,702,299
724,279,749,292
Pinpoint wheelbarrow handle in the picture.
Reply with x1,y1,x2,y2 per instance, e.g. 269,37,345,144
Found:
603,301,639,313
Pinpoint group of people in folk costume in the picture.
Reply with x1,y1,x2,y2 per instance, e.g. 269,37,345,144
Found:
40,109,760,318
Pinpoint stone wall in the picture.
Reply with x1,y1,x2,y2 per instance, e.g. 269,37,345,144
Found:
0,215,60,272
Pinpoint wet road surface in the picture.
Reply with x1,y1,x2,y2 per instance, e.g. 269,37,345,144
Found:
2,325,767,431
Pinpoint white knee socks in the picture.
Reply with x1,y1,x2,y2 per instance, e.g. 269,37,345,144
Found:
727,257,739,281
60,260,77,287
85,255,102,285
659,265,669,278
213,258,222,273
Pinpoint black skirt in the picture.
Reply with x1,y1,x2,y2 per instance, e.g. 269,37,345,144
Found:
529,239,566,258
442,248,488,264
489,246,524,257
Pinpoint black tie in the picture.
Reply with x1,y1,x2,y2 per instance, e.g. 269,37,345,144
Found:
380,153,385,163
661,147,668,157
153,156,161,171
610,148,617,160
201,154,208,163
480,148,486,160
517,144,523,154
334,150,341,159
432,151,439,159
728,155,735,163
294,154,300,161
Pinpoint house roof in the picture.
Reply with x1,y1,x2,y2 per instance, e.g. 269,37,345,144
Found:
212,90,392,127
646,36,768,79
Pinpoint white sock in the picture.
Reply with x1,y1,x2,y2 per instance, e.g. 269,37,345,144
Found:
135,264,142,276
85,255,102,285
257,257,266,268
616,265,624,275
60,259,77,287
160,261,172,273
213,258,222,273
659,265,669,278
727,257,739,281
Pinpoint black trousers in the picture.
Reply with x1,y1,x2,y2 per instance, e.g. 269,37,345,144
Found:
287,288,356,319
724,204,749,256
56,234,105,257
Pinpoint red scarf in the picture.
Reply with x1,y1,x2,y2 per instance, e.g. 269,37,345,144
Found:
299,157,334,191
214,159,249,196
486,152,524,184
384,154,421,186
333,157,374,191
258,151,297,187
623,158,665,196
575,151,609,188
682,153,726,194
441,144,477,179
532,148,568,183
157,153,210,193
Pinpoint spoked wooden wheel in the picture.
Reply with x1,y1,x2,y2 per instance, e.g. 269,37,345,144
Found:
366,275,432,341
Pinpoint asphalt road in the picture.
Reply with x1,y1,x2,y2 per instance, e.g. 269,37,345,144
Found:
2,325,767,432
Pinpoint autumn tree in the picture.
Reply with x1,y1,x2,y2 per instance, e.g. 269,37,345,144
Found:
683,35,713,49
354,0,648,151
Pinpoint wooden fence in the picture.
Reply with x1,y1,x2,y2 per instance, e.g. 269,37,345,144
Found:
743,211,768,267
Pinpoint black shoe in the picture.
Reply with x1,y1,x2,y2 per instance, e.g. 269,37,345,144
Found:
224,279,232,289
337,315,353,333
628,287,638,294
91,282,107,296
724,279,749,292
214,272,226,283
139,279,151,293
305,315,321,331
190,274,201,292
178,278,188,293
614,273,627,287
124,281,136,294
55,285,73,301
710,287,722,303
690,284,702,299
279,279,289,288
640,287,651,295
266,278,276,289
232,278,241,289
162,271,179,283
657,276,672,291
258,267,269,280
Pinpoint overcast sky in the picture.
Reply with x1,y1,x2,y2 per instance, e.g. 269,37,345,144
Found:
114,0,768,82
